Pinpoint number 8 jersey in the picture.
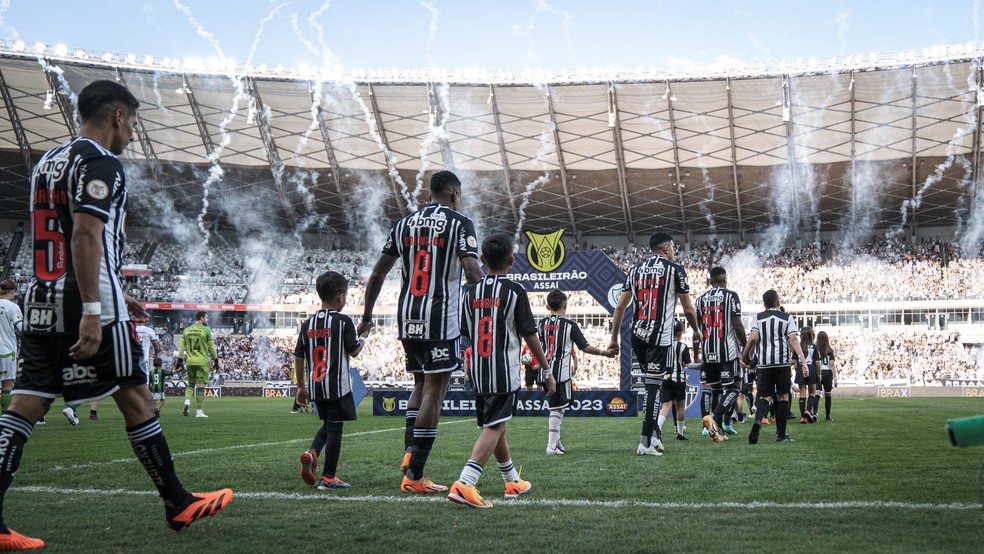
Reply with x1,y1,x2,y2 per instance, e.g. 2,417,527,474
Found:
382,203,479,341
24,137,128,334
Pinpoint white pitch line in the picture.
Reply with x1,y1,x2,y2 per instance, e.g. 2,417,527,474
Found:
47,419,470,472
10,486,980,511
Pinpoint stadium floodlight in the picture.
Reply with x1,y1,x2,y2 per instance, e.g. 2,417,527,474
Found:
101,52,114,63
143,55,153,66
33,42,46,55
12,40,24,52
126,54,137,65
53,43,68,57
75,49,86,59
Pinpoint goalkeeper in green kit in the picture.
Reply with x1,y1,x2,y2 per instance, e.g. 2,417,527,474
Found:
177,311,220,418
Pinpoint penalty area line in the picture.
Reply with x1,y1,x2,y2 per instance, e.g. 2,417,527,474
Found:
9,486,980,511
45,419,470,472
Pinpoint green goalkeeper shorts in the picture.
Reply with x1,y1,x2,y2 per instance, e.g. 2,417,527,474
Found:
187,364,209,385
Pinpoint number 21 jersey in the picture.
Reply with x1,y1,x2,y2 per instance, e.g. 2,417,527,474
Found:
622,255,689,347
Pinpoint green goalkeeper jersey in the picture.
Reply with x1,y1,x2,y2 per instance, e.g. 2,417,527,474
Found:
179,323,218,366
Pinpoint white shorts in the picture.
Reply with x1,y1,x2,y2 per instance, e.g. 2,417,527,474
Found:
0,355,16,382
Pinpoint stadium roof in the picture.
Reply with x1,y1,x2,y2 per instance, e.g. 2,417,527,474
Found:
0,42,982,243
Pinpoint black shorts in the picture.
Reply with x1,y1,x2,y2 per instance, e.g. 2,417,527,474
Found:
476,392,517,428
548,380,572,410
795,364,819,386
524,367,538,387
402,339,459,374
314,393,357,422
15,321,148,405
742,371,756,393
660,379,687,403
703,360,740,386
756,365,791,398
631,337,671,385
820,371,834,392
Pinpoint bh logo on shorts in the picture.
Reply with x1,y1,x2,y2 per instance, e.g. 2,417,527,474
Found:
430,346,451,363
525,229,566,272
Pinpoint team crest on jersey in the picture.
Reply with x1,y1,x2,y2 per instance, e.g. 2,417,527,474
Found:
381,396,396,412
525,229,566,272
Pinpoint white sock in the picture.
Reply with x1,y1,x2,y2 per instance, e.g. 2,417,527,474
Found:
548,411,562,448
676,420,685,435
459,459,483,486
657,414,667,431
498,459,519,482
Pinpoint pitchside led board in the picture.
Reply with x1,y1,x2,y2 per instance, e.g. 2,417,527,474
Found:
373,229,705,418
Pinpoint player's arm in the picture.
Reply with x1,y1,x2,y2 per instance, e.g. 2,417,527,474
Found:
678,292,700,350
151,339,161,363
294,356,308,406
742,329,759,364
460,255,484,285
787,331,808,376
346,319,368,358
524,333,556,395
732,314,748,350
608,290,632,352
69,212,106,360
359,253,397,336
208,334,220,369
682,345,692,366
830,354,838,386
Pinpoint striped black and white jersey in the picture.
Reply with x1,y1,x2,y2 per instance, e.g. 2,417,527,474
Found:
537,315,589,383
293,309,361,401
818,351,836,372
24,137,128,334
382,203,479,341
695,287,743,363
750,308,799,367
794,343,819,369
461,275,536,395
622,256,690,347
668,340,692,382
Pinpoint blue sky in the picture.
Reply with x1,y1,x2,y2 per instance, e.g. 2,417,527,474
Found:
1,0,982,72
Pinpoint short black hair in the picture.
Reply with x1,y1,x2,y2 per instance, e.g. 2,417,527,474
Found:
430,170,461,195
546,289,567,311
709,266,727,280
315,271,348,302
649,232,674,250
482,234,513,270
195,310,208,321
153,358,162,368
673,319,685,336
763,289,780,308
77,80,139,123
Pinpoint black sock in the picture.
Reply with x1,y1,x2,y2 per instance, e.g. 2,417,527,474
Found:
127,418,190,513
404,410,418,452
406,427,436,480
321,421,344,478
825,395,832,417
713,389,739,426
776,400,790,438
710,386,722,417
310,422,328,455
798,397,806,416
0,412,33,533
753,398,771,425
700,390,712,418
641,383,661,445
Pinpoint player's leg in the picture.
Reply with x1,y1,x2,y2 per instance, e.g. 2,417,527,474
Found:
194,367,208,416
640,380,661,451
404,341,454,485
301,417,328,486
820,371,833,420
401,371,424,472
656,382,676,443
317,394,356,489
183,372,194,416
674,398,687,439
0,393,49,549
448,410,505,508
775,367,793,441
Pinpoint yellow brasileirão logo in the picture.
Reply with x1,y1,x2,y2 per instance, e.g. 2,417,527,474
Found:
525,229,566,272
382,397,396,412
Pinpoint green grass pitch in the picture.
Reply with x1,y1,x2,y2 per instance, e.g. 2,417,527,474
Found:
9,396,984,553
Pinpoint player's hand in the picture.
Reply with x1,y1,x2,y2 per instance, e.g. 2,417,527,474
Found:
544,375,557,396
604,346,618,358
801,362,809,377
125,295,150,323
175,357,184,370
833,378,838,388
792,382,800,393
296,387,309,407
606,339,618,353
70,315,102,360
356,320,374,338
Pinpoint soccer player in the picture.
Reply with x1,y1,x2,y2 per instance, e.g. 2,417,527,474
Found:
539,289,614,455
176,311,220,418
695,267,747,440
295,271,368,490
0,280,23,413
816,330,837,421
655,320,692,444
359,170,484,494
448,234,555,508
149,358,171,417
609,232,700,456
521,344,540,391
795,326,820,424
0,80,231,549
135,320,161,375
742,290,809,444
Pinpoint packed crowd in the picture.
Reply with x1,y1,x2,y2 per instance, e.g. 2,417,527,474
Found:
829,330,983,385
